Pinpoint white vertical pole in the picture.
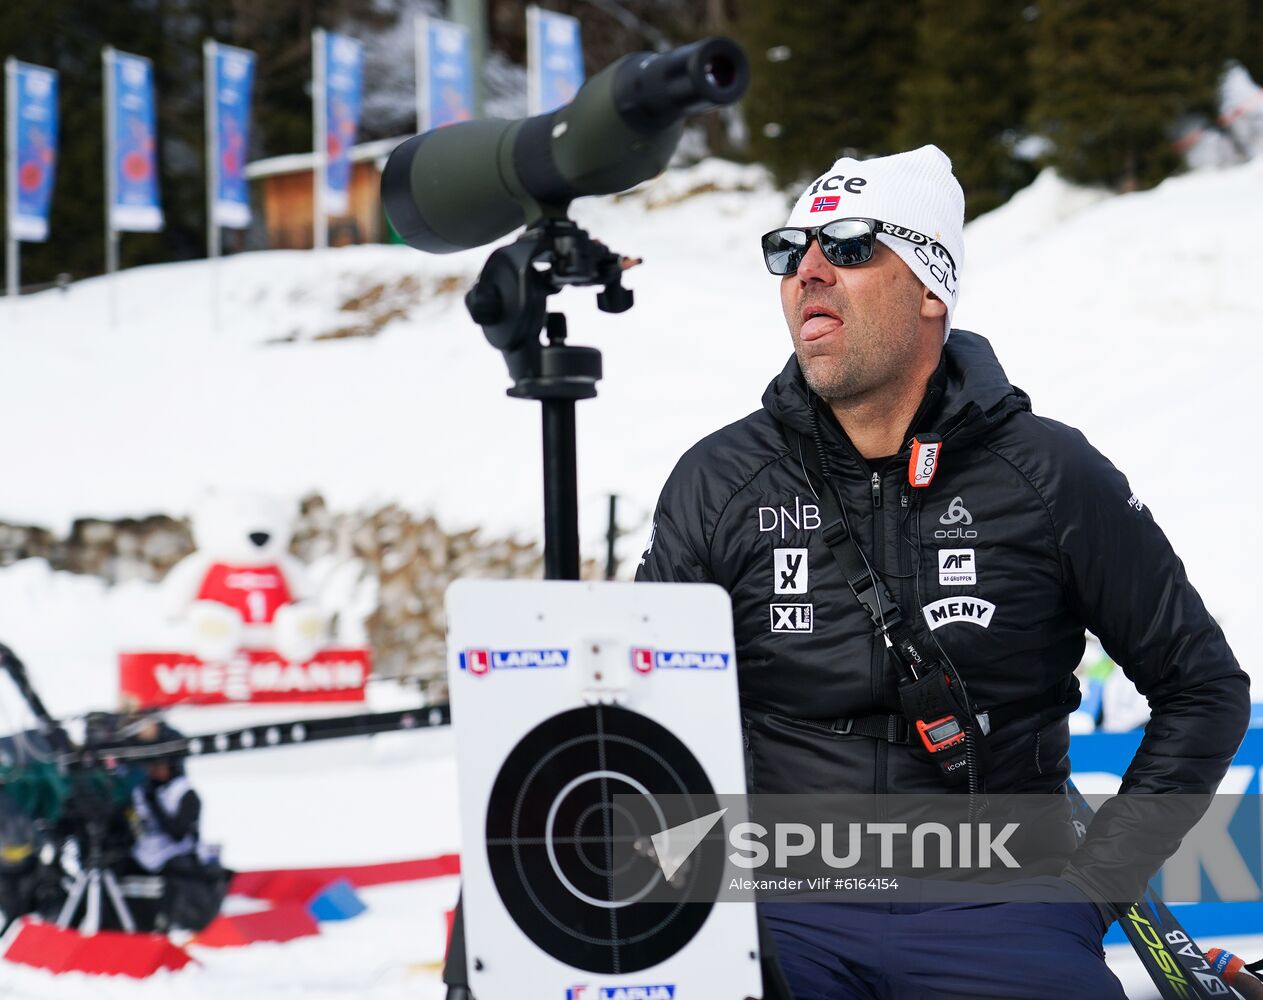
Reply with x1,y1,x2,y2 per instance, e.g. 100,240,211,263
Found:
414,16,427,134
204,39,220,261
204,40,221,337
103,47,118,276
103,46,119,329
526,5,540,117
312,28,327,252
5,57,19,298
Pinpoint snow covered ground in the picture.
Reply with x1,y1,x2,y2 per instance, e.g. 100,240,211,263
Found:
2,151,1262,996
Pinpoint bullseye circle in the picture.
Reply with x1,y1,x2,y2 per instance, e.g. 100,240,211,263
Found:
485,705,723,974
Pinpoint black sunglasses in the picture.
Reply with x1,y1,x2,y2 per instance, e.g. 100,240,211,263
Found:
761,217,957,277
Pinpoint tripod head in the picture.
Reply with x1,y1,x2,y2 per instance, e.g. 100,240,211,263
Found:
464,216,636,401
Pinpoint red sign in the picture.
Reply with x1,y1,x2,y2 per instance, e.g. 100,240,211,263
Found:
119,648,371,707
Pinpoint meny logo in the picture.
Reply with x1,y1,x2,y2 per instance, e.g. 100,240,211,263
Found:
921,598,995,630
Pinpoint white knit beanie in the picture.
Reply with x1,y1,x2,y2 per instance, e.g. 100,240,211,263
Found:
785,145,965,340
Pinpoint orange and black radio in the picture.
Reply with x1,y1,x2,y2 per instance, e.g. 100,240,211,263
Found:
915,715,966,755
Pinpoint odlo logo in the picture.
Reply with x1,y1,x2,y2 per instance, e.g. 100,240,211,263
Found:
934,496,978,540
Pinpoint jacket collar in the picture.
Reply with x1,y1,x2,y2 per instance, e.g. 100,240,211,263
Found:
761,329,1030,450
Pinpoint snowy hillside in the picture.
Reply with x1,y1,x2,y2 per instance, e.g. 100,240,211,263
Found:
2,155,1261,679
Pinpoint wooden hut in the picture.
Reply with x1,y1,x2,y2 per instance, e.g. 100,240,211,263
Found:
244,137,407,249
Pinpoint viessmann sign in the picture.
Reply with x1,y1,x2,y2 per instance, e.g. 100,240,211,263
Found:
119,649,371,706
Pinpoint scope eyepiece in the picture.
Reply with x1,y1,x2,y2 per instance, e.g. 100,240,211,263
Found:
613,36,749,132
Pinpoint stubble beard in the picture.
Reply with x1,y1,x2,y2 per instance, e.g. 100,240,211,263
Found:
796,312,920,406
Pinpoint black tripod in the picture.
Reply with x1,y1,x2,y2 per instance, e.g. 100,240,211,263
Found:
56,817,137,934
443,216,793,1000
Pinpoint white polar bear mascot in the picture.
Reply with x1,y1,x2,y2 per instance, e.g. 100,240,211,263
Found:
162,492,327,664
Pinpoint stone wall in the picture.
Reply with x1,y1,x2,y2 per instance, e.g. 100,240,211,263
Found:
0,497,592,698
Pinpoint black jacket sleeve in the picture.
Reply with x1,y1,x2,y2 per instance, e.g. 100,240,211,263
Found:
635,464,714,584
1043,426,1250,910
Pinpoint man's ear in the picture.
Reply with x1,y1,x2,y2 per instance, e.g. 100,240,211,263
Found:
922,286,947,320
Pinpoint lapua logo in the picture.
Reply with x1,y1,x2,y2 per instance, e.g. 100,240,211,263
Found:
600,987,676,1000
459,648,569,676
631,648,729,671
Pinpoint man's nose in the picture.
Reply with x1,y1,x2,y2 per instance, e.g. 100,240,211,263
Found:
796,238,836,285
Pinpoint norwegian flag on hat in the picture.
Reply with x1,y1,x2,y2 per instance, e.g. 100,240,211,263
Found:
810,195,840,212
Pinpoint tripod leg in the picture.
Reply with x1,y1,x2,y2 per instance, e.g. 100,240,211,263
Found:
83,870,101,935
56,873,88,929
101,869,136,933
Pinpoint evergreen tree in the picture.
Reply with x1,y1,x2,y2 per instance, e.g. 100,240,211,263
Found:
1029,0,1237,190
1234,0,1263,83
731,0,918,189
892,1,1036,219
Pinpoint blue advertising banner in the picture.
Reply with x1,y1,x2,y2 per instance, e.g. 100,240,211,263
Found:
9,61,58,242
1072,725,1263,942
417,17,474,132
107,49,163,232
527,7,584,115
323,32,363,215
211,43,254,229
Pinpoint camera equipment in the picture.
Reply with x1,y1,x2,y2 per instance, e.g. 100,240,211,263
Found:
381,37,748,254
383,36,747,581
0,642,450,938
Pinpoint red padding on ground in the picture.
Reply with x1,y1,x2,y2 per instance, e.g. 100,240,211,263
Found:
230,853,460,901
192,903,319,948
2,919,194,977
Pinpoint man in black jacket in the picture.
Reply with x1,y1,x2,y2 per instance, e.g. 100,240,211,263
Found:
637,145,1248,998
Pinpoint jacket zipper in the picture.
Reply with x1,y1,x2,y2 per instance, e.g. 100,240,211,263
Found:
872,465,888,796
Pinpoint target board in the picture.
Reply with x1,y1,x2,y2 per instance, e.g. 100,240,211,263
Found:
446,580,762,1000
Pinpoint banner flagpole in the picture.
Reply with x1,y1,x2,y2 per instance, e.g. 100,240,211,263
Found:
204,39,220,262
5,57,18,298
102,46,119,329
312,28,327,252
525,5,539,116
414,16,427,134
204,39,221,336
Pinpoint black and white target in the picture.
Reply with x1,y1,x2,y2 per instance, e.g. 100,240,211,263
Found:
486,704,724,974
445,579,761,999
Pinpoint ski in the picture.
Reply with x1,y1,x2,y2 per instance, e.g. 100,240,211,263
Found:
1067,780,1231,998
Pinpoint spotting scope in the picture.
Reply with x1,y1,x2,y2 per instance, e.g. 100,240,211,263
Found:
381,37,749,254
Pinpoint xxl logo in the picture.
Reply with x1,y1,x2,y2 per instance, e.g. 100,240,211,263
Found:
631,648,730,672
938,548,976,586
774,547,808,594
934,496,978,540
922,598,996,630
758,497,821,540
459,648,569,676
771,603,813,633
